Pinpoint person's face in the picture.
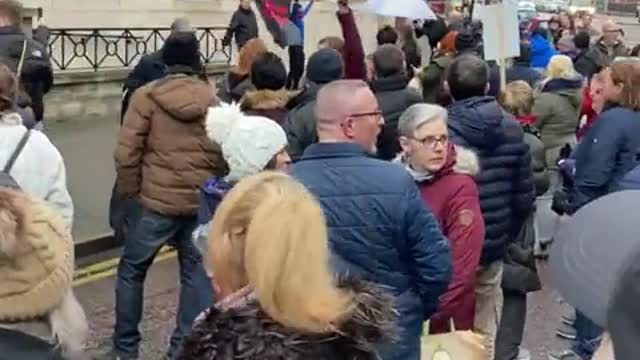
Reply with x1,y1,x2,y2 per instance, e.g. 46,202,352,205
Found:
271,149,291,171
342,89,384,154
603,25,620,45
589,74,605,114
559,14,570,27
601,67,623,104
240,0,251,10
400,119,449,172
550,21,560,31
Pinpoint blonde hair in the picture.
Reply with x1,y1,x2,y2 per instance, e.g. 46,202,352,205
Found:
546,54,577,79
499,80,535,118
207,171,353,333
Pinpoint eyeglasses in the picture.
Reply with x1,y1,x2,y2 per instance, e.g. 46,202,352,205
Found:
348,110,383,120
412,134,449,148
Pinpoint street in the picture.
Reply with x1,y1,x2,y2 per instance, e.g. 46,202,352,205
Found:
51,12,639,359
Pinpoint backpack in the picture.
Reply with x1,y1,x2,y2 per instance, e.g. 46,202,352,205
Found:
0,130,31,189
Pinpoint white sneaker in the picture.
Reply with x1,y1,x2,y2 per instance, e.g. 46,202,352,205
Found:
517,348,531,360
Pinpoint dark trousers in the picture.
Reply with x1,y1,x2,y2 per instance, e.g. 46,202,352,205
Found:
495,291,527,360
113,208,213,358
287,45,305,90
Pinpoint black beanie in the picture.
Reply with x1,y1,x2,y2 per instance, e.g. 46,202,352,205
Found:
574,32,591,50
251,52,287,90
305,48,343,84
455,31,475,53
162,32,200,68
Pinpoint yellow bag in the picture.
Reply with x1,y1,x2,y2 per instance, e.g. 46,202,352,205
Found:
421,320,486,360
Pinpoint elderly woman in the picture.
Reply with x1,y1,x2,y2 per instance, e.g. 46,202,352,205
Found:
178,172,396,359
395,104,484,334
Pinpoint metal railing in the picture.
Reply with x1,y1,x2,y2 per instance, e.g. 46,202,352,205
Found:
48,27,232,71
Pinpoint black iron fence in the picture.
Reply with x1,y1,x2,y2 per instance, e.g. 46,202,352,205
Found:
48,27,232,71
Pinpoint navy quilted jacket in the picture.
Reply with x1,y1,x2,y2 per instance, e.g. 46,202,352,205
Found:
447,97,535,265
290,143,452,360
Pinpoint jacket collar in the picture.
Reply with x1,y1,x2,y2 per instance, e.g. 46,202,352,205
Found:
370,73,409,93
299,142,367,161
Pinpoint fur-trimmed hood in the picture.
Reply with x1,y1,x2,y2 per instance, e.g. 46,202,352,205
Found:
240,89,297,111
177,276,397,360
394,144,480,182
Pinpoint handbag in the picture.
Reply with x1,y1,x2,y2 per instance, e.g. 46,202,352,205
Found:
421,319,486,360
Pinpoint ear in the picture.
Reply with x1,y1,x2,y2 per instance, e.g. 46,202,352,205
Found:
485,82,491,95
399,136,412,154
342,117,357,138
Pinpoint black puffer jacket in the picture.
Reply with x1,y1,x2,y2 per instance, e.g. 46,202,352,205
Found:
177,278,397,360
370,74,422,160
448,97,535,265
223,7,259,49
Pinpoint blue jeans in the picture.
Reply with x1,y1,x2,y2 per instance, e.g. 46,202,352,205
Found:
113,208,213,358
571,311,603,359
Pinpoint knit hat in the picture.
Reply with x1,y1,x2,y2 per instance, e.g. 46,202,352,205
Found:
163,32,200,68
305,48,344,85
0,189,75,322
205,103,287,183
454,31,475,53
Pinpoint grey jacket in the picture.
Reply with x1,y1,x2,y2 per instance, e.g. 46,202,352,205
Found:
283,83,322,160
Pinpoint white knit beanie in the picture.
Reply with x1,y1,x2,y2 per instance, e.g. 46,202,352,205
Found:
206,103,288,183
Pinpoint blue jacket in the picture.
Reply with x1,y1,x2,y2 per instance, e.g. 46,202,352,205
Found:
529,34,557,69
568,107,640,213
506,64,542,87
448,97,535,265
619,163,640,190
289,0,313,43
289,143,452,360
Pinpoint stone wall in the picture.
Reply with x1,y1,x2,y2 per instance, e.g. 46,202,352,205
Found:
45,64,230,123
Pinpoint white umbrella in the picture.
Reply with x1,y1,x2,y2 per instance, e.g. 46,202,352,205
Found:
357,0,437,20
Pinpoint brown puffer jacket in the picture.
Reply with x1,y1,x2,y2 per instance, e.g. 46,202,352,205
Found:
115,73,228,216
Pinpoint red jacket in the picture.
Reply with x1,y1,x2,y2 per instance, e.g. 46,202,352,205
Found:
337,9,366,80
576,85,597,141
418,145,485,333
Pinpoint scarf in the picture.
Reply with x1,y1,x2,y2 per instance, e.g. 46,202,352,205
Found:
393,154,434,182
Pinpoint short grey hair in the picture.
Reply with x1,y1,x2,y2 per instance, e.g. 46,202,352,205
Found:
397,103,447,137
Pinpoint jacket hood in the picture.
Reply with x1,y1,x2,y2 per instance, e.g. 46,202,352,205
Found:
393,144,479,181
240,89,297,111
149,75,213,122
541,77,583,109
370,73,409,93
447,96,506,149
178,276,397,359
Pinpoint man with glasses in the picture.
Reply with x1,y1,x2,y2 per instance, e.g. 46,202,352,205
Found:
290,79,452,360
445,54,535,360
587,20,629,70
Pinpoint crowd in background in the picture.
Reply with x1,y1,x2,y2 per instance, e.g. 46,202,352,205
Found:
0,0,639,359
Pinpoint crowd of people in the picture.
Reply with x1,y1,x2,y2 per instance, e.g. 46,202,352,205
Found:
0,0,639,359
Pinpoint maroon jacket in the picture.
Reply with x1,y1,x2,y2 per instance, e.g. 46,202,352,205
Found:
337,9,366,80
416,145,485,333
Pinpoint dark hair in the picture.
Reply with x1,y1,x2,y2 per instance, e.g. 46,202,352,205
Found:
631,44,640,57
162,32,201,70
0,63,16,112
0,0,22,26
446,54,489,100
376,26,398,46
573,32,590,50
373,44,404,78
251,52,287,90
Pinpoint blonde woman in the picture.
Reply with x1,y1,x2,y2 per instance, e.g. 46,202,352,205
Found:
178,172,396,360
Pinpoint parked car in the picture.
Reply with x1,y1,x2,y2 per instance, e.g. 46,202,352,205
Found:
569,0,595,15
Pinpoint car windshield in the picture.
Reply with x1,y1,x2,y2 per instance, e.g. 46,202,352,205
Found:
571,0,592,6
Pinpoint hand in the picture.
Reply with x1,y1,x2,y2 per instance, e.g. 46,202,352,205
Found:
337,0,350,14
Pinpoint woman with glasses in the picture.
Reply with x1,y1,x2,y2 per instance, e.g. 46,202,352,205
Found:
395,103,484,334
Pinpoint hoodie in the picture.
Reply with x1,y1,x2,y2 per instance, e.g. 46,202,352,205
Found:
448,97,535,264
177,277,397,360
533,76,583,150
396,145,484,333
115,72,228,216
